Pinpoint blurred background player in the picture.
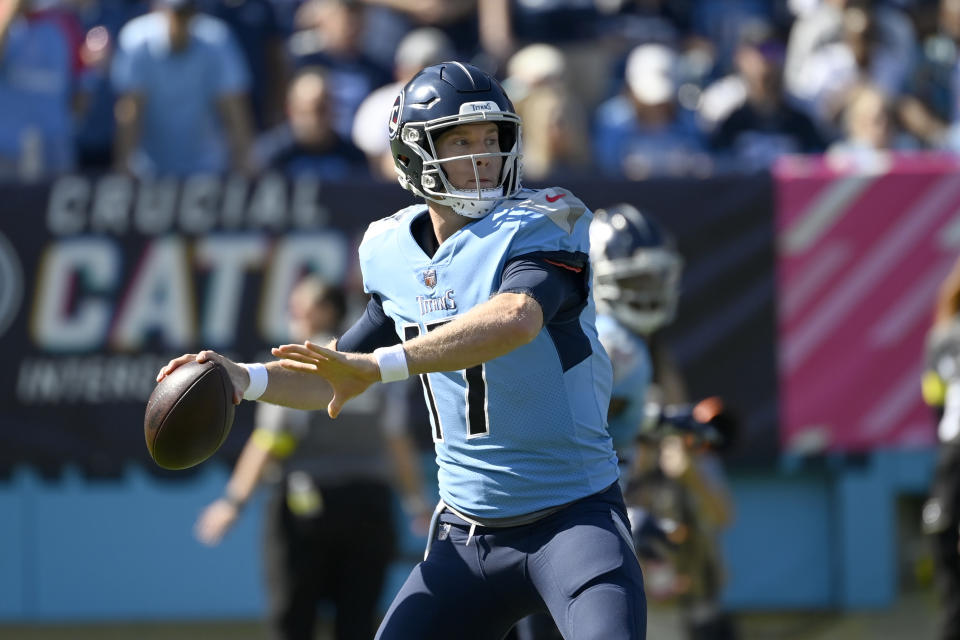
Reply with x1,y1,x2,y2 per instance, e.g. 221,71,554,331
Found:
194,275,430,640
592,204,737,640
590,201,691,426
921,255,960,640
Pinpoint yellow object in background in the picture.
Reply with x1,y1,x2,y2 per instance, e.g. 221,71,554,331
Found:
922,370,947,408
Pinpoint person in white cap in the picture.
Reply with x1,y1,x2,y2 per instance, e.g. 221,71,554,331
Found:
593,43,708,180
503,43,590,181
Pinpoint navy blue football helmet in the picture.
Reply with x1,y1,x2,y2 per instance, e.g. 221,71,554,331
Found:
388,61,522,218
589,204,683,334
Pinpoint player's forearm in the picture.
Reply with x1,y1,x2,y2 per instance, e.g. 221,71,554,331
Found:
404,293,542,374
225,436,273,503
257,360,333,410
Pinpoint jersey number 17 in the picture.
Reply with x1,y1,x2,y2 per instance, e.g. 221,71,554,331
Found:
404,319,489,442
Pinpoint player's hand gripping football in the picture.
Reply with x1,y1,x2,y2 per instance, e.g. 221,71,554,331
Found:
157,351,249,405
272,341,380,419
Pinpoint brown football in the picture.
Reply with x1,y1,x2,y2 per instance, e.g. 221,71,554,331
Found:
144,360,235,470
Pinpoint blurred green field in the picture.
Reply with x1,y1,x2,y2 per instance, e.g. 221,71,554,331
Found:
0,587,938,640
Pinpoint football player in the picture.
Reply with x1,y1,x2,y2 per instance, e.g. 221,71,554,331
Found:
921,256,960,640
591,205,737,639
160,62,647,639
590,203,683,462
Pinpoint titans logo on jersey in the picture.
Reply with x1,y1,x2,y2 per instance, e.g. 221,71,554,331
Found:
359,189,618,520
416,289,456,315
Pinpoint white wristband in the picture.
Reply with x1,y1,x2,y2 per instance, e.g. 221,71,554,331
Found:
241,363,268,401
373,344,409,383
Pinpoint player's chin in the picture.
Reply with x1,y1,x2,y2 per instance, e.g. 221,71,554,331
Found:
455,178,491,190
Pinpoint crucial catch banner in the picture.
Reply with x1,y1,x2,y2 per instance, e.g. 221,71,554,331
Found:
0,173,779,476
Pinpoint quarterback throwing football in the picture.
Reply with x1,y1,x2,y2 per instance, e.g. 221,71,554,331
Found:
159,62,646,639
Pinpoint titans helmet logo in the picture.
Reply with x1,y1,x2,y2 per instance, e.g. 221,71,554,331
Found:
388,93,403,140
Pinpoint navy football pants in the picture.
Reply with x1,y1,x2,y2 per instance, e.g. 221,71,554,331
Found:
375,483,646,640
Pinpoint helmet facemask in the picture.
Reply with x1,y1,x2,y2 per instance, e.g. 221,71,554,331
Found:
396,108,523,219
594,248,683,334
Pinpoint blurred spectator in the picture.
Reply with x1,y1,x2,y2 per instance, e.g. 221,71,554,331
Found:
288,0,391,139
71,1,150,170
74,25,116,170
786,0,820,19
593,43,709,179
921,256,960,640
478,0,612,110
254,66,369,177
268,0,304,34
598,0,717,106
197,0,288,130
111,0,254,176
195,275,431,640
788,2,911,132
71,0,150,39
696,66,747,135
899,0,960,148
826,83,917,171
709,23,826,171
0,0,84,178
784,0,914,113
689,0,783,75
503,44,590,181
351,26,455,181
598,0,695,51
358,0,478,64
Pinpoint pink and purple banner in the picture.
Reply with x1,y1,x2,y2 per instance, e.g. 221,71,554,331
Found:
776,154,960,452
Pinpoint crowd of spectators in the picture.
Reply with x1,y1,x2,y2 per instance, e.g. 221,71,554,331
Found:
1,0,958,182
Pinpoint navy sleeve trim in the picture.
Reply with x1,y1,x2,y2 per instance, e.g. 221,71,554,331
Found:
499,251,588,323
337,294,401,353
499,251,592,372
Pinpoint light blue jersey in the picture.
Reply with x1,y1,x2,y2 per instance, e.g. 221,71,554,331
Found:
596,314,653,460
359,188,618,520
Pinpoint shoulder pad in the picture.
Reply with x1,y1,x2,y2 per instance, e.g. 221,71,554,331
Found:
515,187,589,235
361,205,422,246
